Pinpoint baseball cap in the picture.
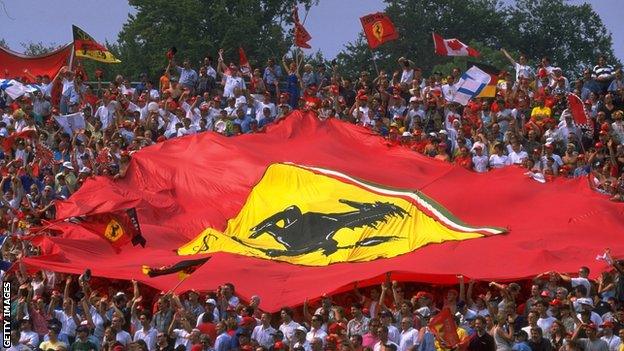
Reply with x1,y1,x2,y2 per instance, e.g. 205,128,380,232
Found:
205,298,216,305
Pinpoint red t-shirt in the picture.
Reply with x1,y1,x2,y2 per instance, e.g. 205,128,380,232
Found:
198,322,217,346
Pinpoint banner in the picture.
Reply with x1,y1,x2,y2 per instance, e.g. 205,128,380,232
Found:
54,112,86,135
293,7,312,49
0,44,72,82
428,308,460,347
450,66,492,105
20,111,624,312
566,93,590,128
468,61,500,98
360,13,399,49
77,208,145,251
73,25,121,63
239,47,252,76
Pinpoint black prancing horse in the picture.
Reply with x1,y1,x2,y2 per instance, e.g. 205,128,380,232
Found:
233,199,408,257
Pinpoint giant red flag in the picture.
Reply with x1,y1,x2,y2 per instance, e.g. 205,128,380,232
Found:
0,44,72,81
20,111,624,312
360,13,399,49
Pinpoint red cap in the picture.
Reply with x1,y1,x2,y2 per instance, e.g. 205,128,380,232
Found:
274,341,285,350
595,142,604,149
601,321,614,328
191,345,203,351
549,299,562,307
585,323,597,330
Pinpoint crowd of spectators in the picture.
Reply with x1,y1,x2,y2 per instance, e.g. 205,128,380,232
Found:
1,47,624,351
4,256,624,351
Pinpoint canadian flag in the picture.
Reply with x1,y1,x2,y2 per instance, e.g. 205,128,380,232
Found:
432,33,480,58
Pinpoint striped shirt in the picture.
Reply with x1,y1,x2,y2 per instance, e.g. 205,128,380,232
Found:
592,64,614,79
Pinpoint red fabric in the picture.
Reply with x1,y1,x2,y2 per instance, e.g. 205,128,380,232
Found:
78,209,142,250
20,111,624,312
293,7,312,49
0,44,72,80
567,93,589,126
2,129,37,151
238,47,251,75
360,13,399,49
432,33,480,58
433,33,448,56
428,308,460,347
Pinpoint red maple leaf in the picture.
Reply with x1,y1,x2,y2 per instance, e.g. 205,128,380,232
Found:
446,39,464,51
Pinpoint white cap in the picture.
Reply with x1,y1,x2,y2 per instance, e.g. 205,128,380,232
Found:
205,298,216,305
402,131,412,137
439,129,448,135
62,161,74,170
295,326,308,333
416,307,431,317
577,297,593,307
79,167,91,174
409,96,418,103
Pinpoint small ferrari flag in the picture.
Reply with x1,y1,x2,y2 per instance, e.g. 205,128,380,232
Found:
77,208,145,250
428,308,460,347
293,7,312,49
142,257,210,279
239,47,252,76
72,25,121,64
360,13,398,49
566,93,590,129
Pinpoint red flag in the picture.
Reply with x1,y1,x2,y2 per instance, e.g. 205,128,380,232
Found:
77,208,145,251
360,13,399,49
238,47,252,76
0,44,72,80
2,129,37,151
19,112,624,312
432,33,480,57
428,308,460,347
293,7,312,49
567,93,590,128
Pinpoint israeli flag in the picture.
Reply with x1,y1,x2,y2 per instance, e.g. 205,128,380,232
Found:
451,66,492,106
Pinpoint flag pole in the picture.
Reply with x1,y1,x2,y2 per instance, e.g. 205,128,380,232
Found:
68,43,75,70
369,48,379,75
166,274,190,294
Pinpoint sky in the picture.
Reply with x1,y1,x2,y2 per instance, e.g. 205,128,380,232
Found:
1,0,623,62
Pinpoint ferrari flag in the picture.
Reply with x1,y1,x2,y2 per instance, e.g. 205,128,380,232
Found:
360,13,399,49
76,208,145,250
73,25,121,63
20,112,624,312
428,308,460,347
293,7,312,49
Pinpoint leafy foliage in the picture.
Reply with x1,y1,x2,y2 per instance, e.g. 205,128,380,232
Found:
113,0,317,80
337,0,618,80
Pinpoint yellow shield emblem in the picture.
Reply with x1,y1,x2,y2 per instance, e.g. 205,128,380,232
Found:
104,219,124,242
178,164,505,266
372,21,384,42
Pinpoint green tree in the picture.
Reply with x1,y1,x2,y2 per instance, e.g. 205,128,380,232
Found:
114,0,316,80
19,41,59,56
336,0,618,80
502,0,618,75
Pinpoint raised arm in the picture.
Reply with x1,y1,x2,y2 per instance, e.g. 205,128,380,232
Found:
500,49,517,66
458,275,466,302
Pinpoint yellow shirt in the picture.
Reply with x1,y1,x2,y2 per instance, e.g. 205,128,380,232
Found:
530,106,551,122
619,342,624,351
39,340,67,351
434,327,468,351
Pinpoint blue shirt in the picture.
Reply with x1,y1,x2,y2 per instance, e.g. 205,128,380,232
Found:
176,66,199,88
418,330,436,351
512,341,532,351
214,333,232,351
263,65,283,85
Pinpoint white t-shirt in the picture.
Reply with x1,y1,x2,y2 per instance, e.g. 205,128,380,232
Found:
280,320,302,346
116,330,133,347
374,340,399,351
537,316,557,338
173,329,192,351
509,151,528,165
252,325,277,348
306,328,328,346
223,75,246,98
601,335,621,351
134,327,158,351
489,154,510,169
399,328,419,351
472,155,489,173
19,330,39,348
